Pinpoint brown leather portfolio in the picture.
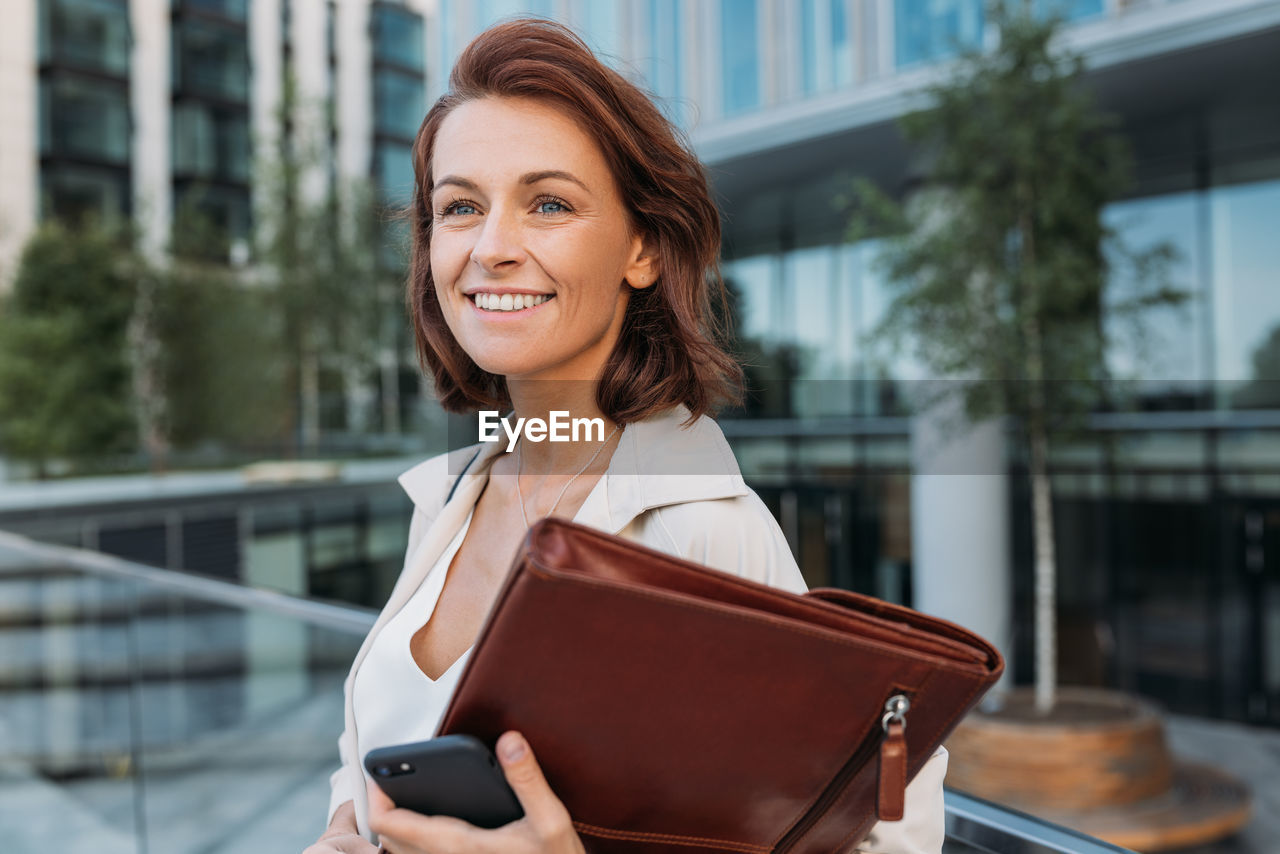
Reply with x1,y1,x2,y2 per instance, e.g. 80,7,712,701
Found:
436,517,1004,853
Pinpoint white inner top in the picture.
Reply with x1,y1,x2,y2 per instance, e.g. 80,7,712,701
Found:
352,506,476,777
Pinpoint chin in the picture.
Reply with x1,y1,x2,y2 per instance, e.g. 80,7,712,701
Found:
468,351,550,378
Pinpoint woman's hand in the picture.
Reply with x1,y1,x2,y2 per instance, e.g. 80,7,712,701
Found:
304,801,381,854
368,731,586,854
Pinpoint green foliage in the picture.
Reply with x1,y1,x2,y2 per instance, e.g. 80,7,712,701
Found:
151,258,292,448
0,77,413,474
848,0,1183,428
0,220,138,472
255,151,408,446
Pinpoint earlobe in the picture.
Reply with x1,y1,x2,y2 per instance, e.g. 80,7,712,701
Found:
627,234,660,289
628,270,659,290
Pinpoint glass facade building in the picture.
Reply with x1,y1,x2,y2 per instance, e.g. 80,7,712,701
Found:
15,0,1280,731
170,0,252,251
429,0,1280,728
371,1,426,209
37,0,132,223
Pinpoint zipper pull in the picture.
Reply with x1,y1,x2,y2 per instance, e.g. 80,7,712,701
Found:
877,694,909,821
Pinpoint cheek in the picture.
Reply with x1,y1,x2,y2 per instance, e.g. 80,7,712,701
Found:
552,232,631,296
430,231,467,279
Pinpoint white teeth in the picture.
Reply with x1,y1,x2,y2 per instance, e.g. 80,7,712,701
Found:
474,293,550,312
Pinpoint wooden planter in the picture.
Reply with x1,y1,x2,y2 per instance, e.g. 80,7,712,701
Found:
946,687,1251,852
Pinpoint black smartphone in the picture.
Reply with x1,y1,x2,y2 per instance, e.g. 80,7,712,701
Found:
363,734,525,829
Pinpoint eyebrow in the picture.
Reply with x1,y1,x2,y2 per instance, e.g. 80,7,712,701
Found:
431,170,590,196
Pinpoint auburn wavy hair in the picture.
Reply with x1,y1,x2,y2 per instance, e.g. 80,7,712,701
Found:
407,17,743,425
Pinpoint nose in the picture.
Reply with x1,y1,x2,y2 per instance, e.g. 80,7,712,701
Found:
469,208,526,275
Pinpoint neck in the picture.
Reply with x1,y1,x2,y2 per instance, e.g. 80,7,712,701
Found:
505,378,619,475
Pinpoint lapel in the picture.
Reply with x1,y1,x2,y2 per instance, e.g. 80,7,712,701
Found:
357,406,748,672
572,404,748,533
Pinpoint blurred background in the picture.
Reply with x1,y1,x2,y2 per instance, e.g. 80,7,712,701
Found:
1,0,1278,852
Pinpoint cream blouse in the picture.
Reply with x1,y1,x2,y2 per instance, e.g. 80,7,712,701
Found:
350,507,475,794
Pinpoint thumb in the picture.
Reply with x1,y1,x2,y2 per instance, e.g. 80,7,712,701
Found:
496,731,573,836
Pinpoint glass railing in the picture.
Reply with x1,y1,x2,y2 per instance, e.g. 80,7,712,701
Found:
0,530,372,853
0,530,1131,853
944,790,1134,854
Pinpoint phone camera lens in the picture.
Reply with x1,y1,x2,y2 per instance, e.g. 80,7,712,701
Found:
375,765,392,777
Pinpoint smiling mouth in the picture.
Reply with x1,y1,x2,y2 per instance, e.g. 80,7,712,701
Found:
469,293,554,312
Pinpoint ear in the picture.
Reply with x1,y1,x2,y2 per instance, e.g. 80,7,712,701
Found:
624,233,661,290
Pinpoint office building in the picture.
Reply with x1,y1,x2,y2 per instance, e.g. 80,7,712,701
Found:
1,0,1277,726
434,0,1280,726
0,0,433,274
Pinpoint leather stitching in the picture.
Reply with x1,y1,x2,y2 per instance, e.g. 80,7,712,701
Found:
573,820,771,852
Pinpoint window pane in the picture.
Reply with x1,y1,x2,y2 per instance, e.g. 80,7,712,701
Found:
893,0,984,69
801,0,852,95
832,0,853,88
372,3,424,71
375,70,426,139
582,1,620,62
854,239,926,413
787,246,857,416
41,166,130,222
43,76,130,164
725,254,777,345
721,0,760,116
1103,192,1206,398
1035,0,1105,22
645,0,685,126
172,102,250,183
478,0,523,29
787,247,838,378
47,0,130,76
173,18,250,102
1211,179,1280,406
375,142,416,207
181,0,248,21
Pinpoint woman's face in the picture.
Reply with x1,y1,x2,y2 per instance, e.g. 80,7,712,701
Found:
428,96,656,383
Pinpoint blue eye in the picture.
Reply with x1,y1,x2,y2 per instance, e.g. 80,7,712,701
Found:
537,200,566,214
436,199,478,218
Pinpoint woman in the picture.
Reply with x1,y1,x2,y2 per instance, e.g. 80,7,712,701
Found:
309,18,947,854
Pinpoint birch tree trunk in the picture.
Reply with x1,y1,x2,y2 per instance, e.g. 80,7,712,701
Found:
300,334,321,456
1019,201,1059,714
128,271,169,474
1026,386,1058,713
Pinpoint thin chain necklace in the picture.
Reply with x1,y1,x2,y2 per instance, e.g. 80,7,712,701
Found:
516,424,621,528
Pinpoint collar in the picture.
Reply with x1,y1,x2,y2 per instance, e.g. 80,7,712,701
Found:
397,405,748,534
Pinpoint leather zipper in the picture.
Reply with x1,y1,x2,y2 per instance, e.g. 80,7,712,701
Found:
774,693,911,853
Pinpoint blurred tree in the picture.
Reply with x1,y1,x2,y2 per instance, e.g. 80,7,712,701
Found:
848,0,1183,712
148,78,409,462
153,220,292,453
255,79,408,456
0,220,138,476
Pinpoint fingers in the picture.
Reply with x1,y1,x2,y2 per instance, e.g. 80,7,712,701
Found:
301,834,380,854
367,778,479,854
496,731,577,845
